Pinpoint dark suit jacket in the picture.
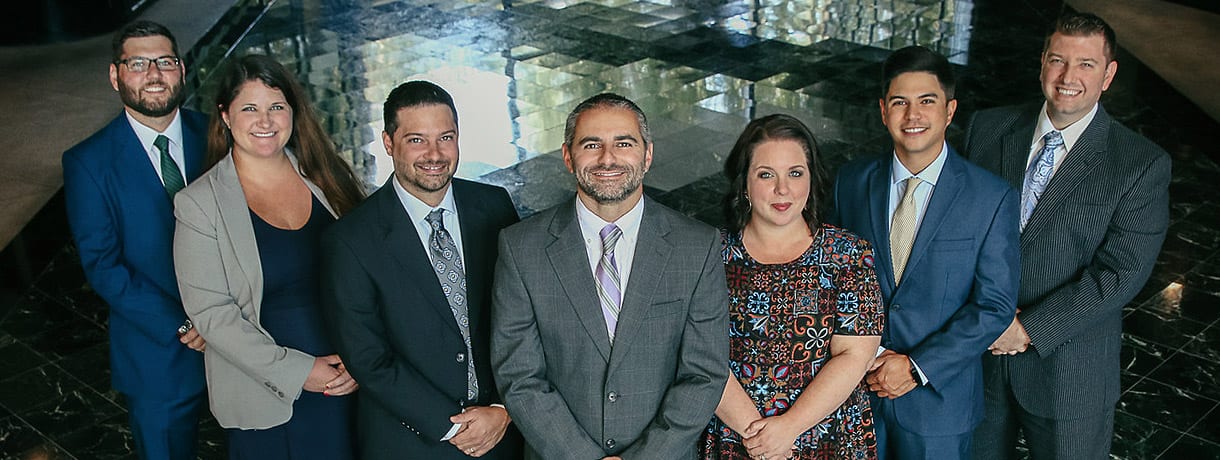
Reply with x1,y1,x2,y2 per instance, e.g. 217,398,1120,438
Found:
491,197,729,460
320,178,522,460
62,109,207,400
830,147,1020,436
964,103,1171,418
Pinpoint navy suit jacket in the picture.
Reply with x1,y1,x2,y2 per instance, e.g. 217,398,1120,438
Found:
829,147,1019,436
62,109,207,399
320,178,523,460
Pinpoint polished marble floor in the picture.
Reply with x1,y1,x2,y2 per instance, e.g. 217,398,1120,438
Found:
2,0,1219,458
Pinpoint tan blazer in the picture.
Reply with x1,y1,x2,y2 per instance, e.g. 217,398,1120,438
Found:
173,152,338,429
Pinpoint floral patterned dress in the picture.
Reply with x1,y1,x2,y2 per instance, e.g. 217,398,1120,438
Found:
700,224,884,460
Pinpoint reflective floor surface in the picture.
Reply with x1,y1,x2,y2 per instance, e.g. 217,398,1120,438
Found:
2,0,1219,458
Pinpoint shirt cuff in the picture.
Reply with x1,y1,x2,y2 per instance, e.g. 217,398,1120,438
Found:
909,357,929,385
441,423,461,441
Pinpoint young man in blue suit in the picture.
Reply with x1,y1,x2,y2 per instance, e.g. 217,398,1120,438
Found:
829,46,1020,459
62,20,207,460
966,13,1171,459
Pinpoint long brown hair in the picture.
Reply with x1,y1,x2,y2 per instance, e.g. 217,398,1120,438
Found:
206,54,364,215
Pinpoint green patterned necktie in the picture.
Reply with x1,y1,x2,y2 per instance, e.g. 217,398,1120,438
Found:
155,134,185,197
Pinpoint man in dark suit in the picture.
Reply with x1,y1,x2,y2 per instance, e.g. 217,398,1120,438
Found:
829,46,1020,459
491,93,729,459
62,20,207,460
320,81,522,459
965,12,1171,459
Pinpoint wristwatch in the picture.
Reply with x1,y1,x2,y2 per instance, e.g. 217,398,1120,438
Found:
909,360,922,386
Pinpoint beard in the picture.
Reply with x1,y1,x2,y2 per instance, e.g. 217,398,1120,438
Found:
117,75,185,118
398,161,454,194
574,158,647,204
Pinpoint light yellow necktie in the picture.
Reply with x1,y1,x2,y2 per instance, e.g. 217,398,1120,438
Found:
890,177,922,283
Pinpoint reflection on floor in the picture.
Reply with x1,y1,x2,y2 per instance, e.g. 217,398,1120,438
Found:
2,0,1219,458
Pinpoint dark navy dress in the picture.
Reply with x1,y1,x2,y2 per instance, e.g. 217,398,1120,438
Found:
227,196,354,460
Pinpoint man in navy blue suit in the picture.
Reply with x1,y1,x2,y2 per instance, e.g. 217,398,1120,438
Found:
63,20,207,460
829,46,1019,459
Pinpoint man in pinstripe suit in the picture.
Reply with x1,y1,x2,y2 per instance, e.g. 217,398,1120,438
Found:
964,12,1171,459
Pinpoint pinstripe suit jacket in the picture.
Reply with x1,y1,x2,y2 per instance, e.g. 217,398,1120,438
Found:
964,103,1171,418
491,197,729,459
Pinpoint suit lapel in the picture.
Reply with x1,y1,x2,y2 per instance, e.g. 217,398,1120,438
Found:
1021,108,1110,242
895,151,964,297
375,183,463,336
114,116,175,214
454,182,490,336
607,198,672,375
866,158,897,295
998,110,1038,190
545,200,613,362
212,156,265,315
181,110,206,181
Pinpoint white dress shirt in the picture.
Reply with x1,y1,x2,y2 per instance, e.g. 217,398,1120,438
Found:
392,176,466,268
126,110,185,185
575,196,645,338
881,143,949,386
1028,102,1099,178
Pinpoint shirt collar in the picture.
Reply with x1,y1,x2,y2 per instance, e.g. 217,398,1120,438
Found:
575,195,645,243
392,175,457,225
126,109,183,153
890,142,948,187
1034,101,1098,154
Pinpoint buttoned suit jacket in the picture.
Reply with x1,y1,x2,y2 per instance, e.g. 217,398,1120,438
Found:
964,103,1170,418
320,178,523,460
173,152,337,429
829,147,1020,436
491,197,729,460
62,109,207,400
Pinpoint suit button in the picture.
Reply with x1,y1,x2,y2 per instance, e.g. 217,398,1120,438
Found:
456,352,466,363
264,382,271,387
605,439,616,449
278,391,284,398
607,391,618,403
892,303,901,311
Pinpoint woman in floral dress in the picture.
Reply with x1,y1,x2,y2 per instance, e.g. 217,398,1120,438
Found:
701,114,884,460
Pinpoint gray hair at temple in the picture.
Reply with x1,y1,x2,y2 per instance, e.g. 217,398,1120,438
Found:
563,93,652,149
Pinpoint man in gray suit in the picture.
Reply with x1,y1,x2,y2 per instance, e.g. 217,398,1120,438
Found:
491,93,729,459
964,12,1171,459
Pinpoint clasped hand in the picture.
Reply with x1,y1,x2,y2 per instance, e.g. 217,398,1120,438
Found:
866,350,917,399
449,405,511,457
988,316,1031,355
303,354,358,396
739,415,800,460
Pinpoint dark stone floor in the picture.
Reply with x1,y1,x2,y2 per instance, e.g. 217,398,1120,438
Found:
2,0,1218,458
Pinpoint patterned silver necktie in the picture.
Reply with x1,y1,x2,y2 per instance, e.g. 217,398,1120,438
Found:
425,209,477,400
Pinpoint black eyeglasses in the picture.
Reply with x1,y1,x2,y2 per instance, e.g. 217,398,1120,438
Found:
114,55,181,73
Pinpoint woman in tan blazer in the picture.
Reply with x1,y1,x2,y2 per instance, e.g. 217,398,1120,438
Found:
173,55,364,459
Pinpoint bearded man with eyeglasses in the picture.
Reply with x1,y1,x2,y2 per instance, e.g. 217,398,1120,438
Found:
62,20,208,460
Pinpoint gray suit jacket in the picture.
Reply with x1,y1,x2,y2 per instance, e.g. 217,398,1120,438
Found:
491,197,729,459
173,152,337,429
964,103,1171,418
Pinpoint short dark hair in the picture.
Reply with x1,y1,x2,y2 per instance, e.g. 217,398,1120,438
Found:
881,46,955,100
722,114,828,234
112,20,180,62
563,93,652,149
1046,11,1117,62
383,81,458,136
